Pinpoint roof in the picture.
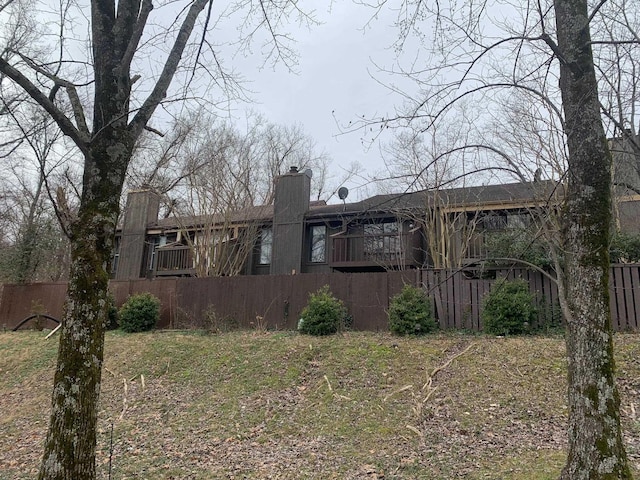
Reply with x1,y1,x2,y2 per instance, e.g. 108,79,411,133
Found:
150,200,329,231
151,204,273,231
134,180,560,232
306,180,561,219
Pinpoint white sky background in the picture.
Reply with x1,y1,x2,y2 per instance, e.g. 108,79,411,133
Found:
3,0,636,212
0,1,423,204
217,3,413,200
2,0,556,202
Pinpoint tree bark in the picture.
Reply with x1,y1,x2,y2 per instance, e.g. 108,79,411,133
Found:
33,0,207,476
38,138,128,480
555,1,632,478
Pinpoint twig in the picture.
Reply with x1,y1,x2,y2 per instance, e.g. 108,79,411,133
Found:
44,324,61,340
118,379,128,421
414,343,476,422
334,393,352,401
501,362,525,379
323,375,333,392
422,343,475,391
406,425,424,438
383,384,414,402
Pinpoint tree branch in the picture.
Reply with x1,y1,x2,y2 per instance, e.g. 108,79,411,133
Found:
540,32,567,64
0,57,89,153
464,258,558,284
129,0,209,140
117,0,153,77
588,0,609,24
12,51,90,138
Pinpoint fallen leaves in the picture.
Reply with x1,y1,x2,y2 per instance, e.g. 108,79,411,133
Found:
1,331,640,478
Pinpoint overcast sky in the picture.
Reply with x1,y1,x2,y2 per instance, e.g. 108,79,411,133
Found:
226,3,411,200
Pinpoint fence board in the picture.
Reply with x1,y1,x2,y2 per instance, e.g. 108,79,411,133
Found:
350,273,388,331
3,265,640,332
610,269,619,330
0,282,67,330
622,267,634,331
630,267,640,330
468,277,479,329
612,266,627,330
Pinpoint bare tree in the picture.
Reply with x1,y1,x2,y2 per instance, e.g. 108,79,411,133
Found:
174,121,259,277
381,127,482,268
555,1,631,477
0,105,74,283
361,0,637,477
138,112,336,277
0,0,316,478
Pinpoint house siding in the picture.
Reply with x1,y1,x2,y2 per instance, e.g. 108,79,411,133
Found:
112,178,640,280
116,189,160,280
270,169,311,275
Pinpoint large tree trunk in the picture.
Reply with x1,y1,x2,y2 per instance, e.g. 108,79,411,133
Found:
555,1,632,478
38,142,127,480
34,0,208,474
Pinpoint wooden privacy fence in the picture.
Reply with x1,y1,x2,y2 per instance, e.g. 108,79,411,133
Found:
0,271,418,331
422,268,562,331
1,265,639,332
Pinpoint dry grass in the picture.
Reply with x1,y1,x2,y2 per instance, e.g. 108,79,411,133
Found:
1,330,640,479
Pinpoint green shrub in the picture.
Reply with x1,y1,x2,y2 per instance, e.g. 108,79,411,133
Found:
299,285,347,336
105,294,119,330
610,232,640,263
388,284,437,335
483,229,552,268
119,293,160,333
482,279,536,335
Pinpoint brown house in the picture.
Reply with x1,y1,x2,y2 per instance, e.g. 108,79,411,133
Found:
112,168,640,279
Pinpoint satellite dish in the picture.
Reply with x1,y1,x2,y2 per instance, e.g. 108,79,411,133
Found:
338,187,349,200
304,168,313,179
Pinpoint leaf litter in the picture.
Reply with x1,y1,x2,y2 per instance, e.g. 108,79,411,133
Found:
0,331,639,479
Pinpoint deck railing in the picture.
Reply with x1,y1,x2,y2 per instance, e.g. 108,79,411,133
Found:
331,233,407,266
154,245,194,276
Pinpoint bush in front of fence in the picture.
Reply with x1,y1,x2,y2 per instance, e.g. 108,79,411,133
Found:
298,285,348,336
388,284,437,336
105,294,119,330
610,231,640,263
119,293,160,333
482,279,536,335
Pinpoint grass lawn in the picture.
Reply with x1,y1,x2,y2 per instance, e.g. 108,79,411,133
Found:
1,330,640,479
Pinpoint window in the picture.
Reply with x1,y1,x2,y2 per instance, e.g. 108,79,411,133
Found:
364,222,399,236
147,235,167,271
310,225,326,263
259,227,273,264
111,237,121,276
507,213,530,229
482,212,531,231
363,221,401,261
481,213,507,231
